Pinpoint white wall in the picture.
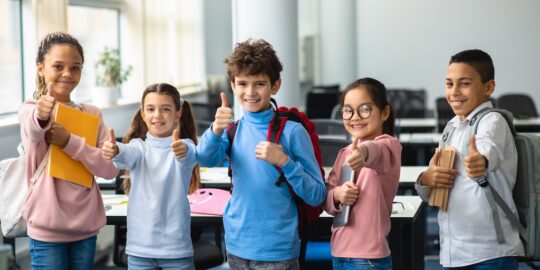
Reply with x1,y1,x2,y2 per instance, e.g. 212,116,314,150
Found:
356,0,540,110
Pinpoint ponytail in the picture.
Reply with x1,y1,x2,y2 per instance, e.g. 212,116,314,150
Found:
178,100,201,194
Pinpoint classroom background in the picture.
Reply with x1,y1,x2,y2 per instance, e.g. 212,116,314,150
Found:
1,0,540,269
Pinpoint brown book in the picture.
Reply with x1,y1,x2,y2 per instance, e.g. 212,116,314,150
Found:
428,147,456,211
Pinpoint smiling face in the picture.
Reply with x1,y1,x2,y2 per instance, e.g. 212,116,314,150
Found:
342,87,389,142
37,44,83,102
141,92,181,138
231,73,281,113
446,63,495,120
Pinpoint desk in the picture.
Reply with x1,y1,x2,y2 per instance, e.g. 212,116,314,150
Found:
103,195,425,270
396,117,540,133
199,166,427,191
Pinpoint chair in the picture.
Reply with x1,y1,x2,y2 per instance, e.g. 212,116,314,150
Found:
318,138,349,167
311,119,349,141
330,104,341,120
497,93,538,119
305,84,340,119
387,88,427,118
191,102,216,122
435,97,454,132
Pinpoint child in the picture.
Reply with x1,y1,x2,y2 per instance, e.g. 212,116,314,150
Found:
102,83,200,270
18,32,119,269
415,49,524,269
196,39,326,269
323,78,401,270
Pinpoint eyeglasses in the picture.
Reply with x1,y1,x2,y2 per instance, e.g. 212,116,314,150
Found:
338,104,373,120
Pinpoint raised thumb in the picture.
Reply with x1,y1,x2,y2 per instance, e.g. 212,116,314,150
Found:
109,128,116,143
172,129,180,141
469,135,479,155
46,82,54,97
348,136,359,153
220,92,229,108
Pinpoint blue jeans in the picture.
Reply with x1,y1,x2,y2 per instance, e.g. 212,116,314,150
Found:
28,235,96,270
443,256,518,270
128,254,194,270
227,253,299,270
333,256,392,270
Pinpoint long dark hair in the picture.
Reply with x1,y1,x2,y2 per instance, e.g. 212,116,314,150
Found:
122,83,200,194
339,77,395,136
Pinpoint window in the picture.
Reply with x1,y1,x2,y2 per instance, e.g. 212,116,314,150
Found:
0,0,23,115
67,4,120,102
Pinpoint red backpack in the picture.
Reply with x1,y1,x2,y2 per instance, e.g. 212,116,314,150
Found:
226,98,326,236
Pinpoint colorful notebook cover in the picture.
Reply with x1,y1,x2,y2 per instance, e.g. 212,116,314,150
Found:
188,188,231,216
49,103,99,188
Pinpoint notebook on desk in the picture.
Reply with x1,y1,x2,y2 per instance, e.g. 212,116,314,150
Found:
189,188,231,216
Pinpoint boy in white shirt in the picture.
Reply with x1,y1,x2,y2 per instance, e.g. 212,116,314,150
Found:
415,49,524,269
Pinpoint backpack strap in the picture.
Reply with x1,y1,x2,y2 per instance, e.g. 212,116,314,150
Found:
268,113,288,187
226,121,239,180
439,122,457,148
467,107,525,242
31,149,50,185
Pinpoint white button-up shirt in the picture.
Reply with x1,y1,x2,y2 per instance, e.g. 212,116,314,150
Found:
416,101,524,267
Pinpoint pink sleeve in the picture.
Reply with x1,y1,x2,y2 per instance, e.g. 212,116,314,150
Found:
19,101,52,145
361,135,401,174
62,105,119,179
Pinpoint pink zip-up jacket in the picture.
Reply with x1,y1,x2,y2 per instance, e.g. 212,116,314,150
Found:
323,134,401,258
19,100,119,242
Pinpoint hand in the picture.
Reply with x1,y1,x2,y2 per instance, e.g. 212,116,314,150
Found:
346,137,368,171
464,136,487,178
419,149,457,188
44,122,70,147
102,128,119,160
255,141,288,166
37,82,56,121
333,182,359,206
171,129,187,158
212,92,233,134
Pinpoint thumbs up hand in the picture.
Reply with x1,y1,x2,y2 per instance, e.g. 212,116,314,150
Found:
346,137,368,172
171,129,187,158
102,128,119,160
464,135,487,178
420,148,457,188
212,92,233,134
37,82,56,121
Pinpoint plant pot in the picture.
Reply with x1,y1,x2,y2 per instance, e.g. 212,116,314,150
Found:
92,86,119,107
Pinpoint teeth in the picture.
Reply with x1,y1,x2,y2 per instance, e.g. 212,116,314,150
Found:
451,101,464,106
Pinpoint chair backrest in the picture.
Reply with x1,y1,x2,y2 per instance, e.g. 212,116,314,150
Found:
190,102,216,122
330,104,341,120
318,138,349,167
305,85,340,119
497,94,538,119
435,97,454,132
387,88,427,118
311,119,349,141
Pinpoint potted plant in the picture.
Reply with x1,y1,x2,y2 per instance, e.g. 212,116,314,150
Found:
93,47,132,107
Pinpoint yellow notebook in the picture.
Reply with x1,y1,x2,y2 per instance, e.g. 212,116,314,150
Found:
49,103,99,188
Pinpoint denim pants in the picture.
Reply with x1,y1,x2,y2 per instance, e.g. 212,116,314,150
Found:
332,256,392,270
227,253,299,270
443,256,518,270
128,254,195,270
28,235,97,270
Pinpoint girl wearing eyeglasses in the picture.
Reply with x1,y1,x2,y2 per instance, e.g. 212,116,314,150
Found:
322,77,402,270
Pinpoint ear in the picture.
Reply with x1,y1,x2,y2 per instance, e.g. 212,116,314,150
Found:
230,81,235,91
37,62,44,76
140,107,145,119
381,105,391,121
176,109,182,120
485,80,495,96
271,79,281,95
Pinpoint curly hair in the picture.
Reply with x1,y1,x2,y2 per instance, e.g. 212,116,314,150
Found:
224,39,283,86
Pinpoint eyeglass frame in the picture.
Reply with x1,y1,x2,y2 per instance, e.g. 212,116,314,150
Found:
338,104,373,120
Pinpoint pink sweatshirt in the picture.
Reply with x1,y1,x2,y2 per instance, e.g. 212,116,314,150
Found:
323,134,401,258
19,100,119,242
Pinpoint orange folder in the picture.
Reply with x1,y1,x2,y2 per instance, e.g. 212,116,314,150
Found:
48,103,99,188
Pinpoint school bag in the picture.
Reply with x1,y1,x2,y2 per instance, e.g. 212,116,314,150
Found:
441,107,540,260
226,98,326,235
0,144,49,238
